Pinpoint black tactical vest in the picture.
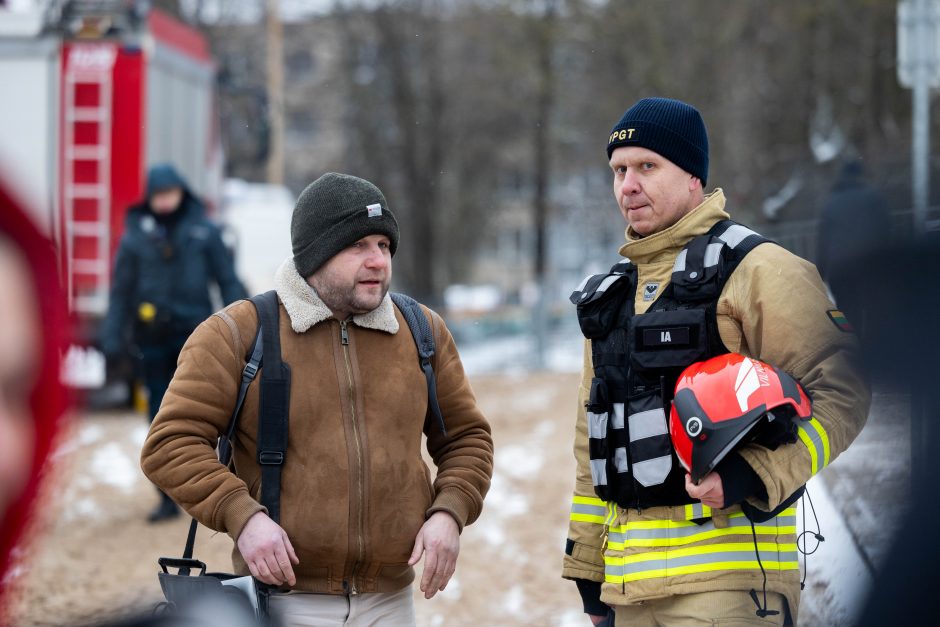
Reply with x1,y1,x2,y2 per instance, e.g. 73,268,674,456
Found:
571,220,770,510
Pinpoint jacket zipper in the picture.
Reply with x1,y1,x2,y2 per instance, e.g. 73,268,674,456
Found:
340,320,365,595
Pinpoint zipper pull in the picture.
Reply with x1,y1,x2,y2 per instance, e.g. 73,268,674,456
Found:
340,321,349,345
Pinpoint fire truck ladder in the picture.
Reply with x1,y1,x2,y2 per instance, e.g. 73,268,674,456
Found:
63,58,112,316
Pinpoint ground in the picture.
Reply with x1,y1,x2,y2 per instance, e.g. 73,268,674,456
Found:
2,374,908,626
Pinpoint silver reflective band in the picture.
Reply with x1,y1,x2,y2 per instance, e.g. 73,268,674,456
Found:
672,249,688,273
614,446,629,473
703,242,723,268
597,275,621,293
632,456,672,487
687,502,709,519
571,503,607,517
588,411,608,440
575,274,591,293
591,459,608,486
628,408,667,441
607,514,798,544
717,224,758,249
611,403,625,430
611,549,800,578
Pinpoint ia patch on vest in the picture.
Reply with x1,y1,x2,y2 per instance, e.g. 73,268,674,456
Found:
643,282,660,302
827,309,855,333
366,203,383,217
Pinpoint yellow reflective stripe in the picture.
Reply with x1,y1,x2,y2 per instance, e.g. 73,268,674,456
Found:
606,508,797,549
798,417,831,475
608,559,801,583
603,542,800,583
572,495,607,507
617,542,798,564
607,525,796,550
608,508,796,533
684,503,712,519
570,495,609,525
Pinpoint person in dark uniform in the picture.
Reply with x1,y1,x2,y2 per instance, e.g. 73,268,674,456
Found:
100,163,246,522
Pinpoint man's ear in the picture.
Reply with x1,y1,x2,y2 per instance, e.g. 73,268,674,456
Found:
688,176,702,192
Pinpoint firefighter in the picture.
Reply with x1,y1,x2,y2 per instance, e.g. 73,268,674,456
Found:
100,163,247,523
562,98,870,625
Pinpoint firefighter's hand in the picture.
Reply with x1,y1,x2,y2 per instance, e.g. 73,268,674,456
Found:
685,472,725,509
408,511,460,599
236,511,299,587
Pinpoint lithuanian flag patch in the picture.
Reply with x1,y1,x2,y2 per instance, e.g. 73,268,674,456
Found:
827,309,855,333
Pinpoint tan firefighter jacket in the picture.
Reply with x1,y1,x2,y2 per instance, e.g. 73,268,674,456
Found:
562,189,870,621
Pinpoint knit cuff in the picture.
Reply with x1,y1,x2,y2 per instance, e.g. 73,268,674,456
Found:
427,488,474,533
219,489,266,541
715,452,767,507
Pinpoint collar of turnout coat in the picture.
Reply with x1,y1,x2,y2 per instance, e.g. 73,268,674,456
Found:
274,257,400,335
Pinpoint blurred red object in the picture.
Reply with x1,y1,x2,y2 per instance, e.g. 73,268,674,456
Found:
0,177,70,599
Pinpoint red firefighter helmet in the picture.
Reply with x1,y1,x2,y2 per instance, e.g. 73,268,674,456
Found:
669,353,812,484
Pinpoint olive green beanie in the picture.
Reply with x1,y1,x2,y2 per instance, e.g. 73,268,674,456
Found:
290,173,400,277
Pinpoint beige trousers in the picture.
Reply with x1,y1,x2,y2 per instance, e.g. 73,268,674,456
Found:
267,585,415,627
613,590,788,627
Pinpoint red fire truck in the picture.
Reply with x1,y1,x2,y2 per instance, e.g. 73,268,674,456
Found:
0,1,222,389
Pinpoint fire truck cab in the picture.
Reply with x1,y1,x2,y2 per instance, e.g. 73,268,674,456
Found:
0,0,221,391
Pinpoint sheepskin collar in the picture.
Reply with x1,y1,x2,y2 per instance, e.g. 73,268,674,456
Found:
274,257,399,335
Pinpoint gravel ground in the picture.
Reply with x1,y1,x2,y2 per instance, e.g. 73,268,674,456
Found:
2,374,909,626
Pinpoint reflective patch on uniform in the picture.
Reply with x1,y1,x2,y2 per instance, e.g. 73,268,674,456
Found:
570,496,608,524
605,543,799,583
613,447,629,473
642,282,660,301
606,509,797,549
588,411,608,440
717,224,759,248
798,416,831,475
703,242,724,268
685,502,712,520
632,456,672,487
672,249,689,273
628,408,668,441
611,403,625,430
591,459,608,486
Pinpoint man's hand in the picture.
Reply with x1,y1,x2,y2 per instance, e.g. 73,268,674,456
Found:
685,472,725,509
236,511,300,586
408,511,460,599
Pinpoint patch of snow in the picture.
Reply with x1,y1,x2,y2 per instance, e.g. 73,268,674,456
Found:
132,424,150,447
64,497,101,522
502,585,526,617
53,423,105,458
798,476,873,625
484,474,529,517
497,444,544,479
439,575,462,601
90,442,143,491
556,608,588,627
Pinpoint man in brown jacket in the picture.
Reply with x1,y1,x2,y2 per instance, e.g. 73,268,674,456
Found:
141,173,493,626
562,98,869,626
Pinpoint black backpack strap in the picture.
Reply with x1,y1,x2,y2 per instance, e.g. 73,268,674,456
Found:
390,292,446,437
180,301,265,569
251,290,290,524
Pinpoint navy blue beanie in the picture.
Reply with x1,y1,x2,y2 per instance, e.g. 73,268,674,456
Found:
606,97,709,185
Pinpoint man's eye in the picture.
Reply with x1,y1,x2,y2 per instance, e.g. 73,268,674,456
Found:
642,162,655,170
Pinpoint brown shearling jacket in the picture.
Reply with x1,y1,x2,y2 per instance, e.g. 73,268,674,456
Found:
141,258,493,595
